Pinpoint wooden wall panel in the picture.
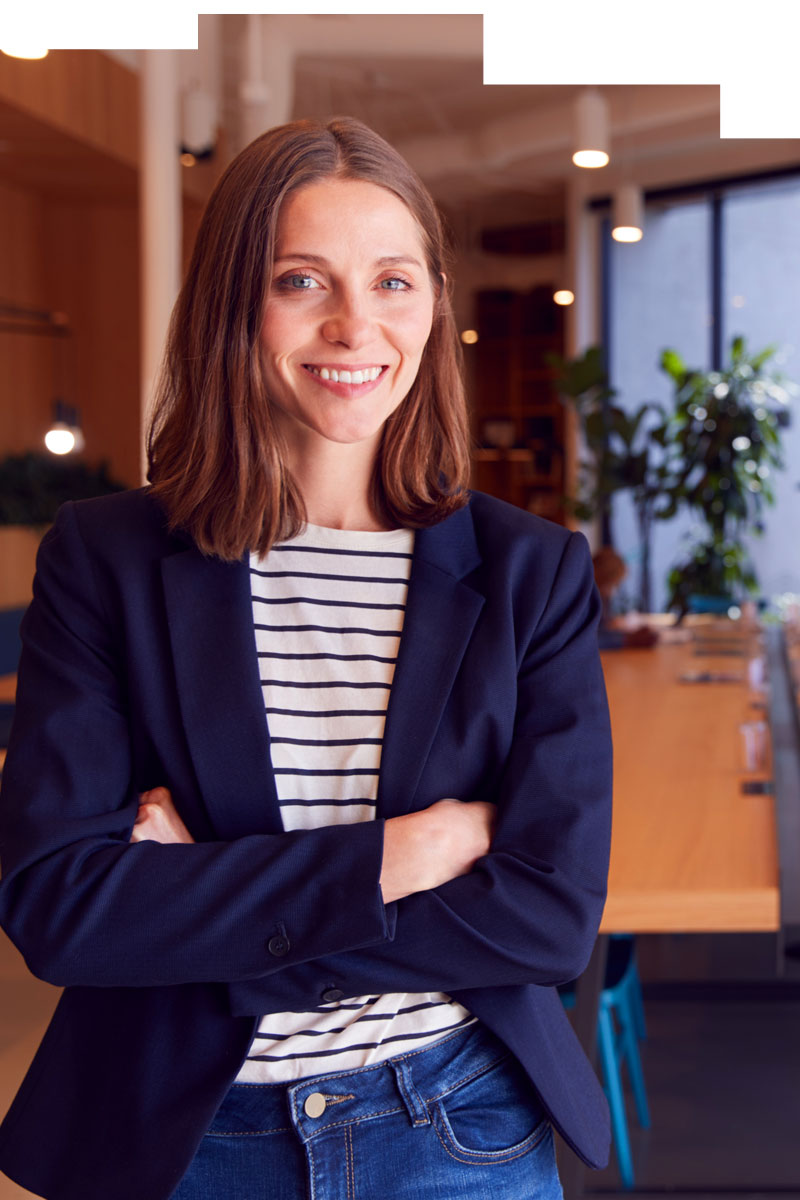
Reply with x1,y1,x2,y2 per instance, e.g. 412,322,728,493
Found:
0,183,140,488
0,51,137,169
42,200,141,487
0,179,52,455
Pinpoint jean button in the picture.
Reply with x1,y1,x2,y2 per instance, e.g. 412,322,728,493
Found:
304,1092,327,1119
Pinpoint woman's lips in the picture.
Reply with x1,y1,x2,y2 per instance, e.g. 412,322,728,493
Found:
301,364,388,396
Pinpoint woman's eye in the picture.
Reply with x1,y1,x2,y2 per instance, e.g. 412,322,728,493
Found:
282,274,319,290
379,277,411,291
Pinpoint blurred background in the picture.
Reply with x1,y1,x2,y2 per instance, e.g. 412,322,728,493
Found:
1,14,800,1199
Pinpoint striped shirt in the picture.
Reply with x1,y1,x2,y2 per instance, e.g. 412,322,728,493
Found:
235,523,474,1083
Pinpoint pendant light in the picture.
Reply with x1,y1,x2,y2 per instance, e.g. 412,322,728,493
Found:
572,89,610,169
0,45,48,59
611,185,644,242
45,400,84,456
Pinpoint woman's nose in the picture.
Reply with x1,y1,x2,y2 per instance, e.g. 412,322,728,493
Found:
320,292,374,349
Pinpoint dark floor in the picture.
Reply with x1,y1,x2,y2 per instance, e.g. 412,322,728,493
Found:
575,932,800,1197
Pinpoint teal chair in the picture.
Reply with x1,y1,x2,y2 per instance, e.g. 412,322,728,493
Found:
560,936,650,1189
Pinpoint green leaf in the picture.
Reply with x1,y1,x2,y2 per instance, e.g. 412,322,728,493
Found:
660,348,686,381
750,344,778,371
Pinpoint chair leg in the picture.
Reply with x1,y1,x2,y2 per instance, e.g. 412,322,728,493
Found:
628,958,647,1041
611,934,647,1040
597,1003,635,1189
617,986,651,1130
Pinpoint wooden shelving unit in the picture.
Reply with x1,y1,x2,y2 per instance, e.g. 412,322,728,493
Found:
469,285,566,522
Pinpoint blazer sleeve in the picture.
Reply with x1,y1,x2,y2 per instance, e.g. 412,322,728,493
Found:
230,530,614,1014
0,504,391,988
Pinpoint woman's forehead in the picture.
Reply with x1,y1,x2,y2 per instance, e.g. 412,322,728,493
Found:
274,177,429,261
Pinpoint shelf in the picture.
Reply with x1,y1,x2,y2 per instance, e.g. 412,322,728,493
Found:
471,285,566,518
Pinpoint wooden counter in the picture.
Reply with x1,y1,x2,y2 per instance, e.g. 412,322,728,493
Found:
599,637,780,934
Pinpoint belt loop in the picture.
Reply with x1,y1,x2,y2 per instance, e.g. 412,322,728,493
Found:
390,1058,430,1127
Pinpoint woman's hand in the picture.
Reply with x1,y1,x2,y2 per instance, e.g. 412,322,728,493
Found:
380,799,495,904
130,787,195,844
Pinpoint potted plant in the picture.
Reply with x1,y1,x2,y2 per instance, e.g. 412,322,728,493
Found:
550,346,676,612
659,336,790,617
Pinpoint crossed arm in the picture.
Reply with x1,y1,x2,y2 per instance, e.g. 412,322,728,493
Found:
132,788,496,904
1,505,610,995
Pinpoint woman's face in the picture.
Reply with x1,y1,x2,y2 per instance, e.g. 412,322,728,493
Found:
260,177,436,456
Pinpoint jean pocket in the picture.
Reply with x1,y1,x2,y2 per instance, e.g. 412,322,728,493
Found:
431,1055,550,1165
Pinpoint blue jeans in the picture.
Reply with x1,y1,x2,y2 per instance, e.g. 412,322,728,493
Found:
170,1022,563,1199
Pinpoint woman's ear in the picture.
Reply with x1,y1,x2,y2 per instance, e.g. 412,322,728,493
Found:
433,271,447,308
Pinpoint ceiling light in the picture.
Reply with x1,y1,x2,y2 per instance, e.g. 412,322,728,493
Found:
611,185,644,242
44,424,76,455
572,89,609,169
45,400,83,456
0,45,49,59
553,290,575,306
461,329,479,345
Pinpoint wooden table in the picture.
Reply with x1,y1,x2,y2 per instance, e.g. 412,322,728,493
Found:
0,674,16,705
599,637,779,934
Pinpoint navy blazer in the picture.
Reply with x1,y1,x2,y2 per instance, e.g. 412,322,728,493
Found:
0,488,613,1200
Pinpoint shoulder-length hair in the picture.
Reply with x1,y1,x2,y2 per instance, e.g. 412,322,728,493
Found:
146,116,470,560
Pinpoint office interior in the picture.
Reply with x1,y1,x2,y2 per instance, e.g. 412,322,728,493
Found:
1,15,800,1198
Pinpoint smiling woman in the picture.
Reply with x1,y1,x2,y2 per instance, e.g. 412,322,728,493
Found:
0,118,613,1200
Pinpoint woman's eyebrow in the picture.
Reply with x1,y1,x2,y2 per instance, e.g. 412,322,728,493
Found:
273,253,425,269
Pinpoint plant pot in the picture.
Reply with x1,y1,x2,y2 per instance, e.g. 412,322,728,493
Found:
687,593,733,615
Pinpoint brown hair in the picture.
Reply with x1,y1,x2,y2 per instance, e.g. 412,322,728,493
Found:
146,116,470,560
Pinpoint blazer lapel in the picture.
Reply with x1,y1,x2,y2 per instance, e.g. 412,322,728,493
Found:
161,546,283,838
377,503,485,818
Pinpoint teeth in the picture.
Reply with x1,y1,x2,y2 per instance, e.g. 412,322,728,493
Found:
307,366,383,383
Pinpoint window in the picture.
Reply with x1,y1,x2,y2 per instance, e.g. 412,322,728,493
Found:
603,171,800,610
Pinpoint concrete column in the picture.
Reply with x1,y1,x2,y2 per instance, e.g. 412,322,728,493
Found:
139,49,182,481
239,15,294,151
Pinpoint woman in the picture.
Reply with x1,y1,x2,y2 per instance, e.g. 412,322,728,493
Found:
0,118,613,1200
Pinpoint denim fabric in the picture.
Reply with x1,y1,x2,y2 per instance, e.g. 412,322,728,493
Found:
170,1022,563,1199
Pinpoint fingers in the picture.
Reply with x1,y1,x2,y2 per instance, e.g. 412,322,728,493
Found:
139,786,173,808
131,787,195,845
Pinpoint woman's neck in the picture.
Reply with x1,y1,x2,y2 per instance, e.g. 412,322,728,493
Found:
287,434,392,532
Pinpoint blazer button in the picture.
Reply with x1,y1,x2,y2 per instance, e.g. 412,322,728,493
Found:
321,988,344,1002
268,935,290,957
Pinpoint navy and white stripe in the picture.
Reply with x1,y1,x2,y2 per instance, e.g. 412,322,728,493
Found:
251,525,412,831
236,523,474,1083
